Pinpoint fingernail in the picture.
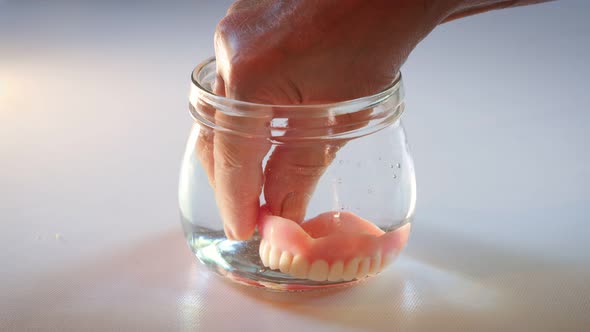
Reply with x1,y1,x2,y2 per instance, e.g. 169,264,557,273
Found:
224,224,236,241
280,192,310,223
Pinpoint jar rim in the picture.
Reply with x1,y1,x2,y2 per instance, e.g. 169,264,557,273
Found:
190,57,403,115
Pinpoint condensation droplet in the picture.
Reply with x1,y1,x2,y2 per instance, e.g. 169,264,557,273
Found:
390,164,394,168
396,163,401,168
393,174,398,179
338,160,344,165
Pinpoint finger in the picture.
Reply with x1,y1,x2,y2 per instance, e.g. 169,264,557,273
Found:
213,111,271,240
263,140,341,223
264,108,372,223
196,74,272,240
194,75,225,189
195,104,215,188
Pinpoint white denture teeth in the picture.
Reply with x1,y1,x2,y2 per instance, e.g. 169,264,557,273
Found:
368,252,382,276
268,247,282,270
279,251,294,273
308,260,330,281
356,257,371,279
342,257,361,281
328,260,344,281
259,240,269,265
260,243,394,281
289,255,310,279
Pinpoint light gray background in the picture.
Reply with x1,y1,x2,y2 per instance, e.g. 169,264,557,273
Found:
1,1,589,331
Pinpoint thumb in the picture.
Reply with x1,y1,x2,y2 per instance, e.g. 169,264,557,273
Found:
264,141,341,223
264,107,372,222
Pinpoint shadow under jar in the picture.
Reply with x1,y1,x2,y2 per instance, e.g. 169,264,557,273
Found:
179,57,416,291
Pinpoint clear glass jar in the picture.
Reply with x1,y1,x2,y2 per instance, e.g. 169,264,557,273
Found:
179,57,416,291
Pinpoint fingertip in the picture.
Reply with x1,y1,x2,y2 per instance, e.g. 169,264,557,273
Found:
224,222,255,241
223,224,236,241
222,208,258,241
231,225,256,241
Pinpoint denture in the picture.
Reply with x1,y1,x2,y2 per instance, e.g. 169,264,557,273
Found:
257,207,410,282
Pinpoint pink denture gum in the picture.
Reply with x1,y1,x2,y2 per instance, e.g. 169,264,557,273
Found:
257,207,410,282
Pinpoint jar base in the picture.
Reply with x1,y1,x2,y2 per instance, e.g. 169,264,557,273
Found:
185,228,372,291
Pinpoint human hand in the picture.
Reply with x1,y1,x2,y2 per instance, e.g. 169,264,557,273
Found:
196,0,454,240
198,0,549,240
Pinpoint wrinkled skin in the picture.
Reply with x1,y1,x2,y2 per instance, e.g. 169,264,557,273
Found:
198,0,554,240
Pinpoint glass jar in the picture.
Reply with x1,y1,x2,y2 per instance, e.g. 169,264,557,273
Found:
179,57,416,291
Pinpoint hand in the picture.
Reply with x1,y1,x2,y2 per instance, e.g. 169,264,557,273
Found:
197,0,452,240
198,0,549,240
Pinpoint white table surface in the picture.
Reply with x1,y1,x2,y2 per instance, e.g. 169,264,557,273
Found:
1,1,589,331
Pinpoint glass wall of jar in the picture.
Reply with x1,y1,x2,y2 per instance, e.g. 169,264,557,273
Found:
179,58,416,291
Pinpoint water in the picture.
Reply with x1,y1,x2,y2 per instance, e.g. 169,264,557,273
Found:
181,216,410,291
182,219,358,290
178,122,416,290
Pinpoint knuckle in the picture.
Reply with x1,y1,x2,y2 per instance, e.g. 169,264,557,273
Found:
215,15,236,38
226,55,252,82
219,154,243,170
226,1,248,15
217,143,244,170
292,163,326,178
